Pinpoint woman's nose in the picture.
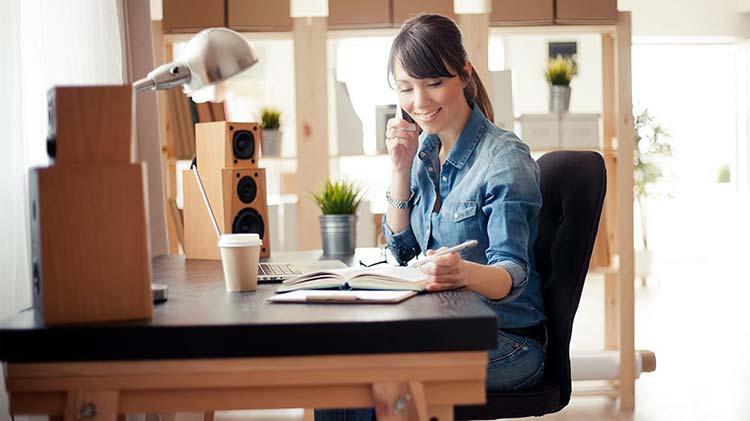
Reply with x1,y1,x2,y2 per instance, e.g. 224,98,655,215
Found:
412,87,431,110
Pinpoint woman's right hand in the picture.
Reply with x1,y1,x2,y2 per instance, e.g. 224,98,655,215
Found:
385,118,419,173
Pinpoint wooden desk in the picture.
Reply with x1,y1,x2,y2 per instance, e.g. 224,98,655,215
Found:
1,255,497,421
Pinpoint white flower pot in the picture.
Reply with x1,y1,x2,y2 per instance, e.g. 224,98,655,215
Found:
635,249,653,279
261,129,281,157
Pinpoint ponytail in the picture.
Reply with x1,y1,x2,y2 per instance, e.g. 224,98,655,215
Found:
464,67,494,123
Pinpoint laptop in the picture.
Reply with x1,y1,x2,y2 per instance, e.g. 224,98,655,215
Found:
258,262,303,282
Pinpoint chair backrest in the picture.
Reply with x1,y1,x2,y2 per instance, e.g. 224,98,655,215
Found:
533,151,606,410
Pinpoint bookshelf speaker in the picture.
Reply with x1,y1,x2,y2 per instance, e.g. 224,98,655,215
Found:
29,163,153,325
183,167,270,259
196,121,261,169
46,86,134,164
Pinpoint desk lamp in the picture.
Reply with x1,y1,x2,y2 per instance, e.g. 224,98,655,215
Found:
135,27,259,302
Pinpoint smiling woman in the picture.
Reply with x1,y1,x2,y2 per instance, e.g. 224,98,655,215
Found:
316,14,547,421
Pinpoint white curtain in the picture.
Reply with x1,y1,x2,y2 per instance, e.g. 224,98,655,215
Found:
1,0,126,416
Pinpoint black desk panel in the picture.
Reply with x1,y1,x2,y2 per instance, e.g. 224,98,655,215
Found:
0,255,497,362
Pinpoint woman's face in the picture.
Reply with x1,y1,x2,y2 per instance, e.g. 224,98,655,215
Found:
393,60,469,136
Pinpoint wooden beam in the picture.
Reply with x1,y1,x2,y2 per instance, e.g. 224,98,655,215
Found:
457,13,491,94
614,11,635,411
293,17,329,250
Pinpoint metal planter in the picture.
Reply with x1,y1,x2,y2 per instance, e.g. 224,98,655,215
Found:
319,214,357,256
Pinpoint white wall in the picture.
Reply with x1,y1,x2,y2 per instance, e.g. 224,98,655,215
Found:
618,0,749,39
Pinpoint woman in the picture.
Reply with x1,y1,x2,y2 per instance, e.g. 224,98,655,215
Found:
317,14,546,420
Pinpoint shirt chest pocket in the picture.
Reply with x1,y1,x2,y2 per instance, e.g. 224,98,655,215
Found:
440,200,481,246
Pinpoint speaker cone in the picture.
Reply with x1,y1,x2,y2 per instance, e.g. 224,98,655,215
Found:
237,175,257,204
232,130,255,160
232,208,265,239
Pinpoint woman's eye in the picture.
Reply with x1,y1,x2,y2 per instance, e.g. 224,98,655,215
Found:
399,87,413,93
428,81,442,87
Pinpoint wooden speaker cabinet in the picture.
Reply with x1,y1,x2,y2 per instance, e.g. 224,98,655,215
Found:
196,121,262,169
30,85,152,325
183,168,270,259
185,120,270,260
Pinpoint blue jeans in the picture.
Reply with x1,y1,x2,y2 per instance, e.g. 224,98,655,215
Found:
315,329,546,421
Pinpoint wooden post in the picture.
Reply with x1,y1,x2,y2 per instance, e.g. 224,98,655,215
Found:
293,17,329,250
601,33,618,351
615,11,635,410
457,13,491,93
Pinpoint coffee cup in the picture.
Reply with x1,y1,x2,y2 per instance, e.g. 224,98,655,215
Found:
217,233,262,292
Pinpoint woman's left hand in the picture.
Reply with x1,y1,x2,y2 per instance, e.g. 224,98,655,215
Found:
420,248,472,292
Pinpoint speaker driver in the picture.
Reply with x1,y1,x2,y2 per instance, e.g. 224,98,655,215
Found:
232,130,255,160
237,175,257,204
232,208,265,239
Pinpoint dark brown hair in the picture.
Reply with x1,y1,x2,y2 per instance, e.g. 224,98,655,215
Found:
388,14,494,122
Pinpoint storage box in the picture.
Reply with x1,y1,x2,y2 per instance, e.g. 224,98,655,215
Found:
393,0,456,26
329,0,391,29
491,0,554,26
163,0,224,32
555,0,617,23
518,113,600,150
228,0,292,32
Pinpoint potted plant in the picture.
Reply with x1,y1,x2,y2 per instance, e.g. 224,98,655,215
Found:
633,109,672,282
544,55,575,114
259,106,282,157
313,179,363,256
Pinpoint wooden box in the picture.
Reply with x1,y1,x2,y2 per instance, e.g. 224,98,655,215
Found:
329,0,391,29
491,0,553,26
392,0,456,26
29,164,153,325
555,0,617,23
228,0,292,32
163,0,225,32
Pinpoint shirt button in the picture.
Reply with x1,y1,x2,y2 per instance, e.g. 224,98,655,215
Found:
453,213,459,219
442,176,448,181
419,152,426,158
427,166,434,173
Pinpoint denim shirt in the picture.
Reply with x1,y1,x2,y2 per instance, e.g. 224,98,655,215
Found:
382,104,545,329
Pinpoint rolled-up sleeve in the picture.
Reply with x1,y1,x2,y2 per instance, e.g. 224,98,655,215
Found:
481,145,542,303
381,214,421,266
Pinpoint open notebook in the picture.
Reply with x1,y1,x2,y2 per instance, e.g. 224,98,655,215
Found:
274,265,429,293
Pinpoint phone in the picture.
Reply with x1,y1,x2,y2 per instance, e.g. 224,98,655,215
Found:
397,104,418,132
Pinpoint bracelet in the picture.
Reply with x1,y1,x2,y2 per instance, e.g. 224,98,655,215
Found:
386,189,415,209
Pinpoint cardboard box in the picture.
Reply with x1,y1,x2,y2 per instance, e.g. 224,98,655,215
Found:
555,0,617,23
393,0,456,26
163,0,224,32
228,0,292,32
329,0,391,29
491,0,553,26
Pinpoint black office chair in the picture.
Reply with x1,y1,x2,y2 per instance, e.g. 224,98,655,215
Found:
455,150,607,420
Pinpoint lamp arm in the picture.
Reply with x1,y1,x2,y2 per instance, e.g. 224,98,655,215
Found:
134,62,191,92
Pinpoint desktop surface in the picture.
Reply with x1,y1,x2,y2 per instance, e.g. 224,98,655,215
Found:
0,254,498,363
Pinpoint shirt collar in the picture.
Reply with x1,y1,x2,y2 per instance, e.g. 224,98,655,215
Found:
417,102,486,170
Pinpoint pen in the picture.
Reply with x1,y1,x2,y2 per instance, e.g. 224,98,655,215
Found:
408,239,479,268
306,294,359,302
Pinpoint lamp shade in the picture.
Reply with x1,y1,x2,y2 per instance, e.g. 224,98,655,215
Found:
134,28,258,96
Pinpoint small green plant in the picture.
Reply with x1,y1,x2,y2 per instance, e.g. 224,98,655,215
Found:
634,109,672,250
544,55,574,86
717,164,731,183
260,107,281,130
313,179,363,215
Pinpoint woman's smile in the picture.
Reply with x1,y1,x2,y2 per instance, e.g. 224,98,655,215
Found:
414,107,442,123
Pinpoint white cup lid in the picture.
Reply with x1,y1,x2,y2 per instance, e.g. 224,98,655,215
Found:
217,233,262,247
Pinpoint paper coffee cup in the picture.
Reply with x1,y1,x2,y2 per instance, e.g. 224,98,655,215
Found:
217,233,262,292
